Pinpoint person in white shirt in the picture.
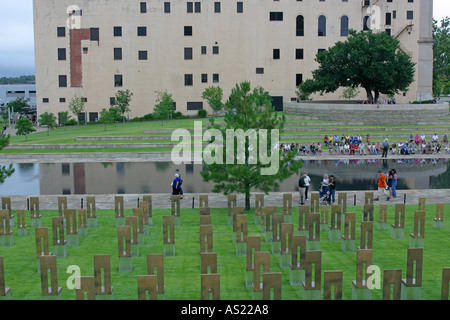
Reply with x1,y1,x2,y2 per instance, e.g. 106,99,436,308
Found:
432,133,439,143
304,172,311,201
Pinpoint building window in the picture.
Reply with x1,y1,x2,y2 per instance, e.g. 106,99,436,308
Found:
296,74,303,86
185,74,193,86
201,46,207,54
114,48,122,60
407,11,414,20
318,15,326,36
164,2,171,13
59,75,67,88
363,16,370,31
184,48,193,60
386,12,392,26
140,2,147,13
57,27,66,37
187,2,193,13
137,26,147,36
213,46,219,54
60,98,66,103
237,2,243,13
138,51,148,60
184,26,193,36
43,98,49,103
340,16,349,36
214,2,221,13
296,49,304,60
296,15,304,36
213,74,219,83
256,68,264,74
58,48,66,60
114,26,122,37
187,102,203,110
195,2,201,13
110,97,116,106
270,12,283,21
273,49,280,60
202,74,208,83
115,75,123,87
90,28,99,41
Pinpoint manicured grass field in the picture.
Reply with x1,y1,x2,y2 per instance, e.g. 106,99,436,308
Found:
2,203,449,300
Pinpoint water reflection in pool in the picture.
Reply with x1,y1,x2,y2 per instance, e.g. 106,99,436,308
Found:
0,158,448,196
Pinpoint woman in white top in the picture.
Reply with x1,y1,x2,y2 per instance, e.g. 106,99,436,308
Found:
304,172,311,201
320,174,329,199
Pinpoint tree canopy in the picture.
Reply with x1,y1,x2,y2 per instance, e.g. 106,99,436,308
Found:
433,17,450,96
200,81,301,210
298,29,416,103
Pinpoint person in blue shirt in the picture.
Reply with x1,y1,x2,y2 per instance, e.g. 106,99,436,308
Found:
175,169,184,199
172,173,182,198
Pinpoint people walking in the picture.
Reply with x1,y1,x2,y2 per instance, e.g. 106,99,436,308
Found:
304,172,311,201
374,170,390,201
328,175,336,204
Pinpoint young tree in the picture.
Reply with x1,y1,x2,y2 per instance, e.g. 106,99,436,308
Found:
68,95,86,125
201,86,224,117
39,112,57,136
99,108,116,131
58,111,71,129
342,86,360,100
298,30,416,103
114,89,133,122
0,134,15,183
15,118,36,141
200,81,301,210
153,90,174,125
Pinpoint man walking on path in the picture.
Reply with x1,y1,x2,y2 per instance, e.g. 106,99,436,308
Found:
382,139,389,158
374,170,390,201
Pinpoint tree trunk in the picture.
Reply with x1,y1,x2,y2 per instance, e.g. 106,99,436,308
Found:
365,88,374,103
245,186,251,211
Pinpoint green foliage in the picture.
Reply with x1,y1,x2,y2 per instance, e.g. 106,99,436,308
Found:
300,29,416,103
15,118,36,141
0,75,35,85
38,112,57,136
7,97,30,113
57,111,71,128
433,17,450,96
342,86,360,100
201,86,224,116
114,89,133,122
153,90,174,125
68,95,86,125
200,81,301,210
197,109,207,118
99,108,116,130
0,133,14,183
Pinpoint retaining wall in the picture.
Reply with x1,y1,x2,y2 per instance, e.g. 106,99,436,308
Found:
284,102,449,125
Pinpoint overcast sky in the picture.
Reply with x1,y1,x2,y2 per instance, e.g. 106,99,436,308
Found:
0,0,448,78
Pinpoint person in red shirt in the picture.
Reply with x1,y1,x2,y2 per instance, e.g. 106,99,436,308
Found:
374,170,390,201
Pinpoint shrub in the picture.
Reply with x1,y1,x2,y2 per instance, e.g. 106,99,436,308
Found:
197,109,207,118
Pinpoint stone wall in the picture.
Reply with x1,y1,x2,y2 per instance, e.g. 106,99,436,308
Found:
283,102,449,125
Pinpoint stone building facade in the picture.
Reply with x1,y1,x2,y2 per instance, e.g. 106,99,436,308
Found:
33,0,434,119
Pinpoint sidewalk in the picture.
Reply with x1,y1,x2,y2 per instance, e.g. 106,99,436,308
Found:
4,189,449,211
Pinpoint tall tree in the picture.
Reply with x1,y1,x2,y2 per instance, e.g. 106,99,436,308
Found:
15,118,36,141
114,89,133,122
200,81,301,210
68,95,86,125
433,17,450,96
298,30,416,103
202,86,224,117
8,97,30,113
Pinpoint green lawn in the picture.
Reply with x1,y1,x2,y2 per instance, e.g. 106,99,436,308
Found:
2,203,449,300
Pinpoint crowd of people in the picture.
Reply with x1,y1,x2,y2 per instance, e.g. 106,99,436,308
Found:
280,132,449,157
298,171,336,206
